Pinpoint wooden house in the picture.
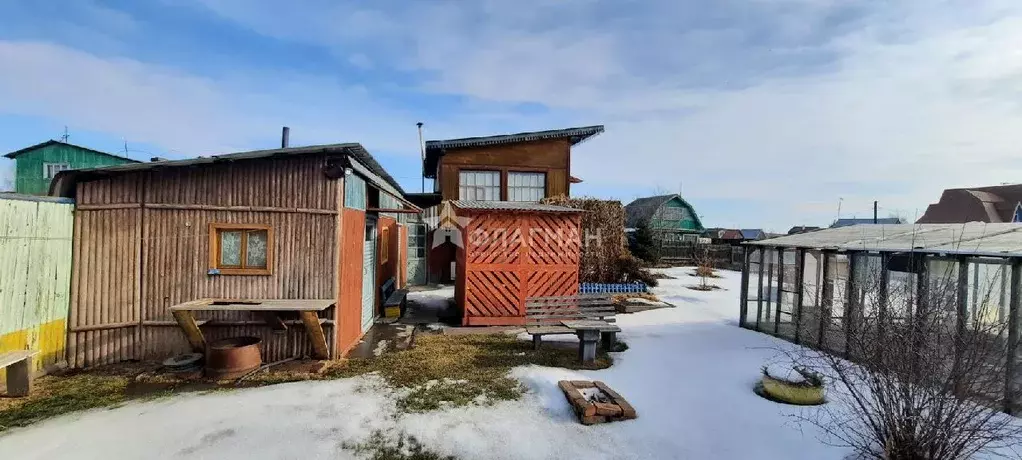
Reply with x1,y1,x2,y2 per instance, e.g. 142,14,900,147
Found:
49,144,419,368
4,140,140,195
624,194,704,245
415,125,604,284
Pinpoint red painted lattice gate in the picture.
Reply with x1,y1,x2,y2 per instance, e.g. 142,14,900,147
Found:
453,204,583,326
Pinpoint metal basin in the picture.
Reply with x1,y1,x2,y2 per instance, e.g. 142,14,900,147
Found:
205,336,262,380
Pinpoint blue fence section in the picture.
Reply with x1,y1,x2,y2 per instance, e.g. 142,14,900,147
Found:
579,282,648,294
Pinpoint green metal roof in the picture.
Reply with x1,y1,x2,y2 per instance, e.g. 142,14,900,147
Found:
3,139,139,163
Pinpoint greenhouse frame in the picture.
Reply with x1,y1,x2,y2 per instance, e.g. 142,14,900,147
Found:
739,223,1022,414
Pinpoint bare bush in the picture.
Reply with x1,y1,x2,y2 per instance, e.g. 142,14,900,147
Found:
779,254,1022,459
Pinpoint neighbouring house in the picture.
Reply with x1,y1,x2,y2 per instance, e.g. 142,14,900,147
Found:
787,225,822,235
416,125,604,284
740,229,767,241
917,184,1022,223
4,140,139,195
624,194,705,246
703,228,745,245
831,217,904,228
49,143,419,368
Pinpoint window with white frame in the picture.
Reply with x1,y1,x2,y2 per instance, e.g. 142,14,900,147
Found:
43,163,70,179
459,170,500,200
508,172,546,202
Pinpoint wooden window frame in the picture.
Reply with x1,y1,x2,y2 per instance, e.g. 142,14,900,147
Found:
507,171,547,202
43,162,70,179
458,169,501,200
380,226,390,264
208,223,274,276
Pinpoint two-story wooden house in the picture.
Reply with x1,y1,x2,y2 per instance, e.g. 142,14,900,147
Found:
408,125,604,284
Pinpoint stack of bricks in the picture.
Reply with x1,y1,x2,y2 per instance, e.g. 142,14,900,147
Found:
558,380,637,425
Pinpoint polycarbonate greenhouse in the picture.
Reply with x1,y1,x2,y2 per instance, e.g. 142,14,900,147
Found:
739,223,1022,414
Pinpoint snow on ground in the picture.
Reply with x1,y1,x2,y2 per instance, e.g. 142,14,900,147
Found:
407,285,455,311
1,268,856,459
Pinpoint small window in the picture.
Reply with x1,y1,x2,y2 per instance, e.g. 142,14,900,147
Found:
209,223,273,275
43,163,70,179
381,227,390,264
459,170,500,200
508,172,546,202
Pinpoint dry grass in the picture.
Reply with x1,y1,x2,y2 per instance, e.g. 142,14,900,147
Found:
0,333,615,430
327,333,612,412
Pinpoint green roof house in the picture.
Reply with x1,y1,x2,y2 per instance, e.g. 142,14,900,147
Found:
4,140,140,195
625,194,705,234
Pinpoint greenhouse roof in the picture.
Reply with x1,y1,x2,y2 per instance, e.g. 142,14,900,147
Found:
747,223,1022,257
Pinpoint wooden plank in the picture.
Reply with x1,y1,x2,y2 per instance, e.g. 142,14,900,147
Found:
0,351,38,368
169,298,335,312
526,294,612,302
562,320,621,332
299,310,330,359
5,356,32,397
526,305,616,310
525,326,574,334
172,310,206,352
142,202,337,215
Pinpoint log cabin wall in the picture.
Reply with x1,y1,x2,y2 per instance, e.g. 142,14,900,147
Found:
68,155,340,367
437,138,571,200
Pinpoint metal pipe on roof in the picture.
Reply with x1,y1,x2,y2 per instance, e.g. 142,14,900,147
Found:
281,126,290,148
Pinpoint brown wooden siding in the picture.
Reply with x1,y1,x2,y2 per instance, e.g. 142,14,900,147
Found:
337,208,365,354
437,138,571,200
67,155,343,367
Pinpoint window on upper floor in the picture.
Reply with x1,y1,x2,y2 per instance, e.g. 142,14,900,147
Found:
459,170,500,200
43,163,70,179
508,172,546,202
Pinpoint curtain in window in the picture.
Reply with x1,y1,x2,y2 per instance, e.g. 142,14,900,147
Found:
459,171,500,200
508,172,545,202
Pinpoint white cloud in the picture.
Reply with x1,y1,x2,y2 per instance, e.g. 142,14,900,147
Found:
0,41,427,157
6,0,1022,230
190,0,1022,228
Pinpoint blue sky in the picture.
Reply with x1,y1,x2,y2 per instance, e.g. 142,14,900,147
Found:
2,0,1022,231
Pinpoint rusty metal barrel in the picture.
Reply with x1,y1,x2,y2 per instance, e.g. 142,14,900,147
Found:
204,336,262,380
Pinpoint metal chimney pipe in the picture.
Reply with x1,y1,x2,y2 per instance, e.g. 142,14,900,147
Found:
417,122,425,193
281,126,290,148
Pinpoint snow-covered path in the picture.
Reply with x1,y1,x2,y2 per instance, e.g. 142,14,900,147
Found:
0,269,850,459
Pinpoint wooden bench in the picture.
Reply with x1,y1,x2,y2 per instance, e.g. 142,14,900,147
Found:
525,294,620,356
381,278,409,319
1,350,38,397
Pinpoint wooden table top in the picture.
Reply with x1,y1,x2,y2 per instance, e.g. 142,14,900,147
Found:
169,298,335,312
561,320,621,332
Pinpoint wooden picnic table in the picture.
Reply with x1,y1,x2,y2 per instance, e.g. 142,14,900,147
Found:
169,299,334,359
561,319,621,363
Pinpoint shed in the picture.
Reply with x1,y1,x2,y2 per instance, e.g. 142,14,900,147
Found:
450,201,583,326
49,143,420,368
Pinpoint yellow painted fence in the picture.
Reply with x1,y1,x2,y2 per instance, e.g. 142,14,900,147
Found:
0,194,74,379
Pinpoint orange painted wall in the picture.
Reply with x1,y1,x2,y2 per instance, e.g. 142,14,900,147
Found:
337,208,365,355
376,216,399,305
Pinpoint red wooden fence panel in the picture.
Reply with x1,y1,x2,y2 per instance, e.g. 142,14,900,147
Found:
455,206,582,326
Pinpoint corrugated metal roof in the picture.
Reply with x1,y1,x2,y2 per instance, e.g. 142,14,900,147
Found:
423,125,604,178
831,217,904,227
4,139,140,163
50,143,407,198
450,200,584,213
747,223,1022,256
